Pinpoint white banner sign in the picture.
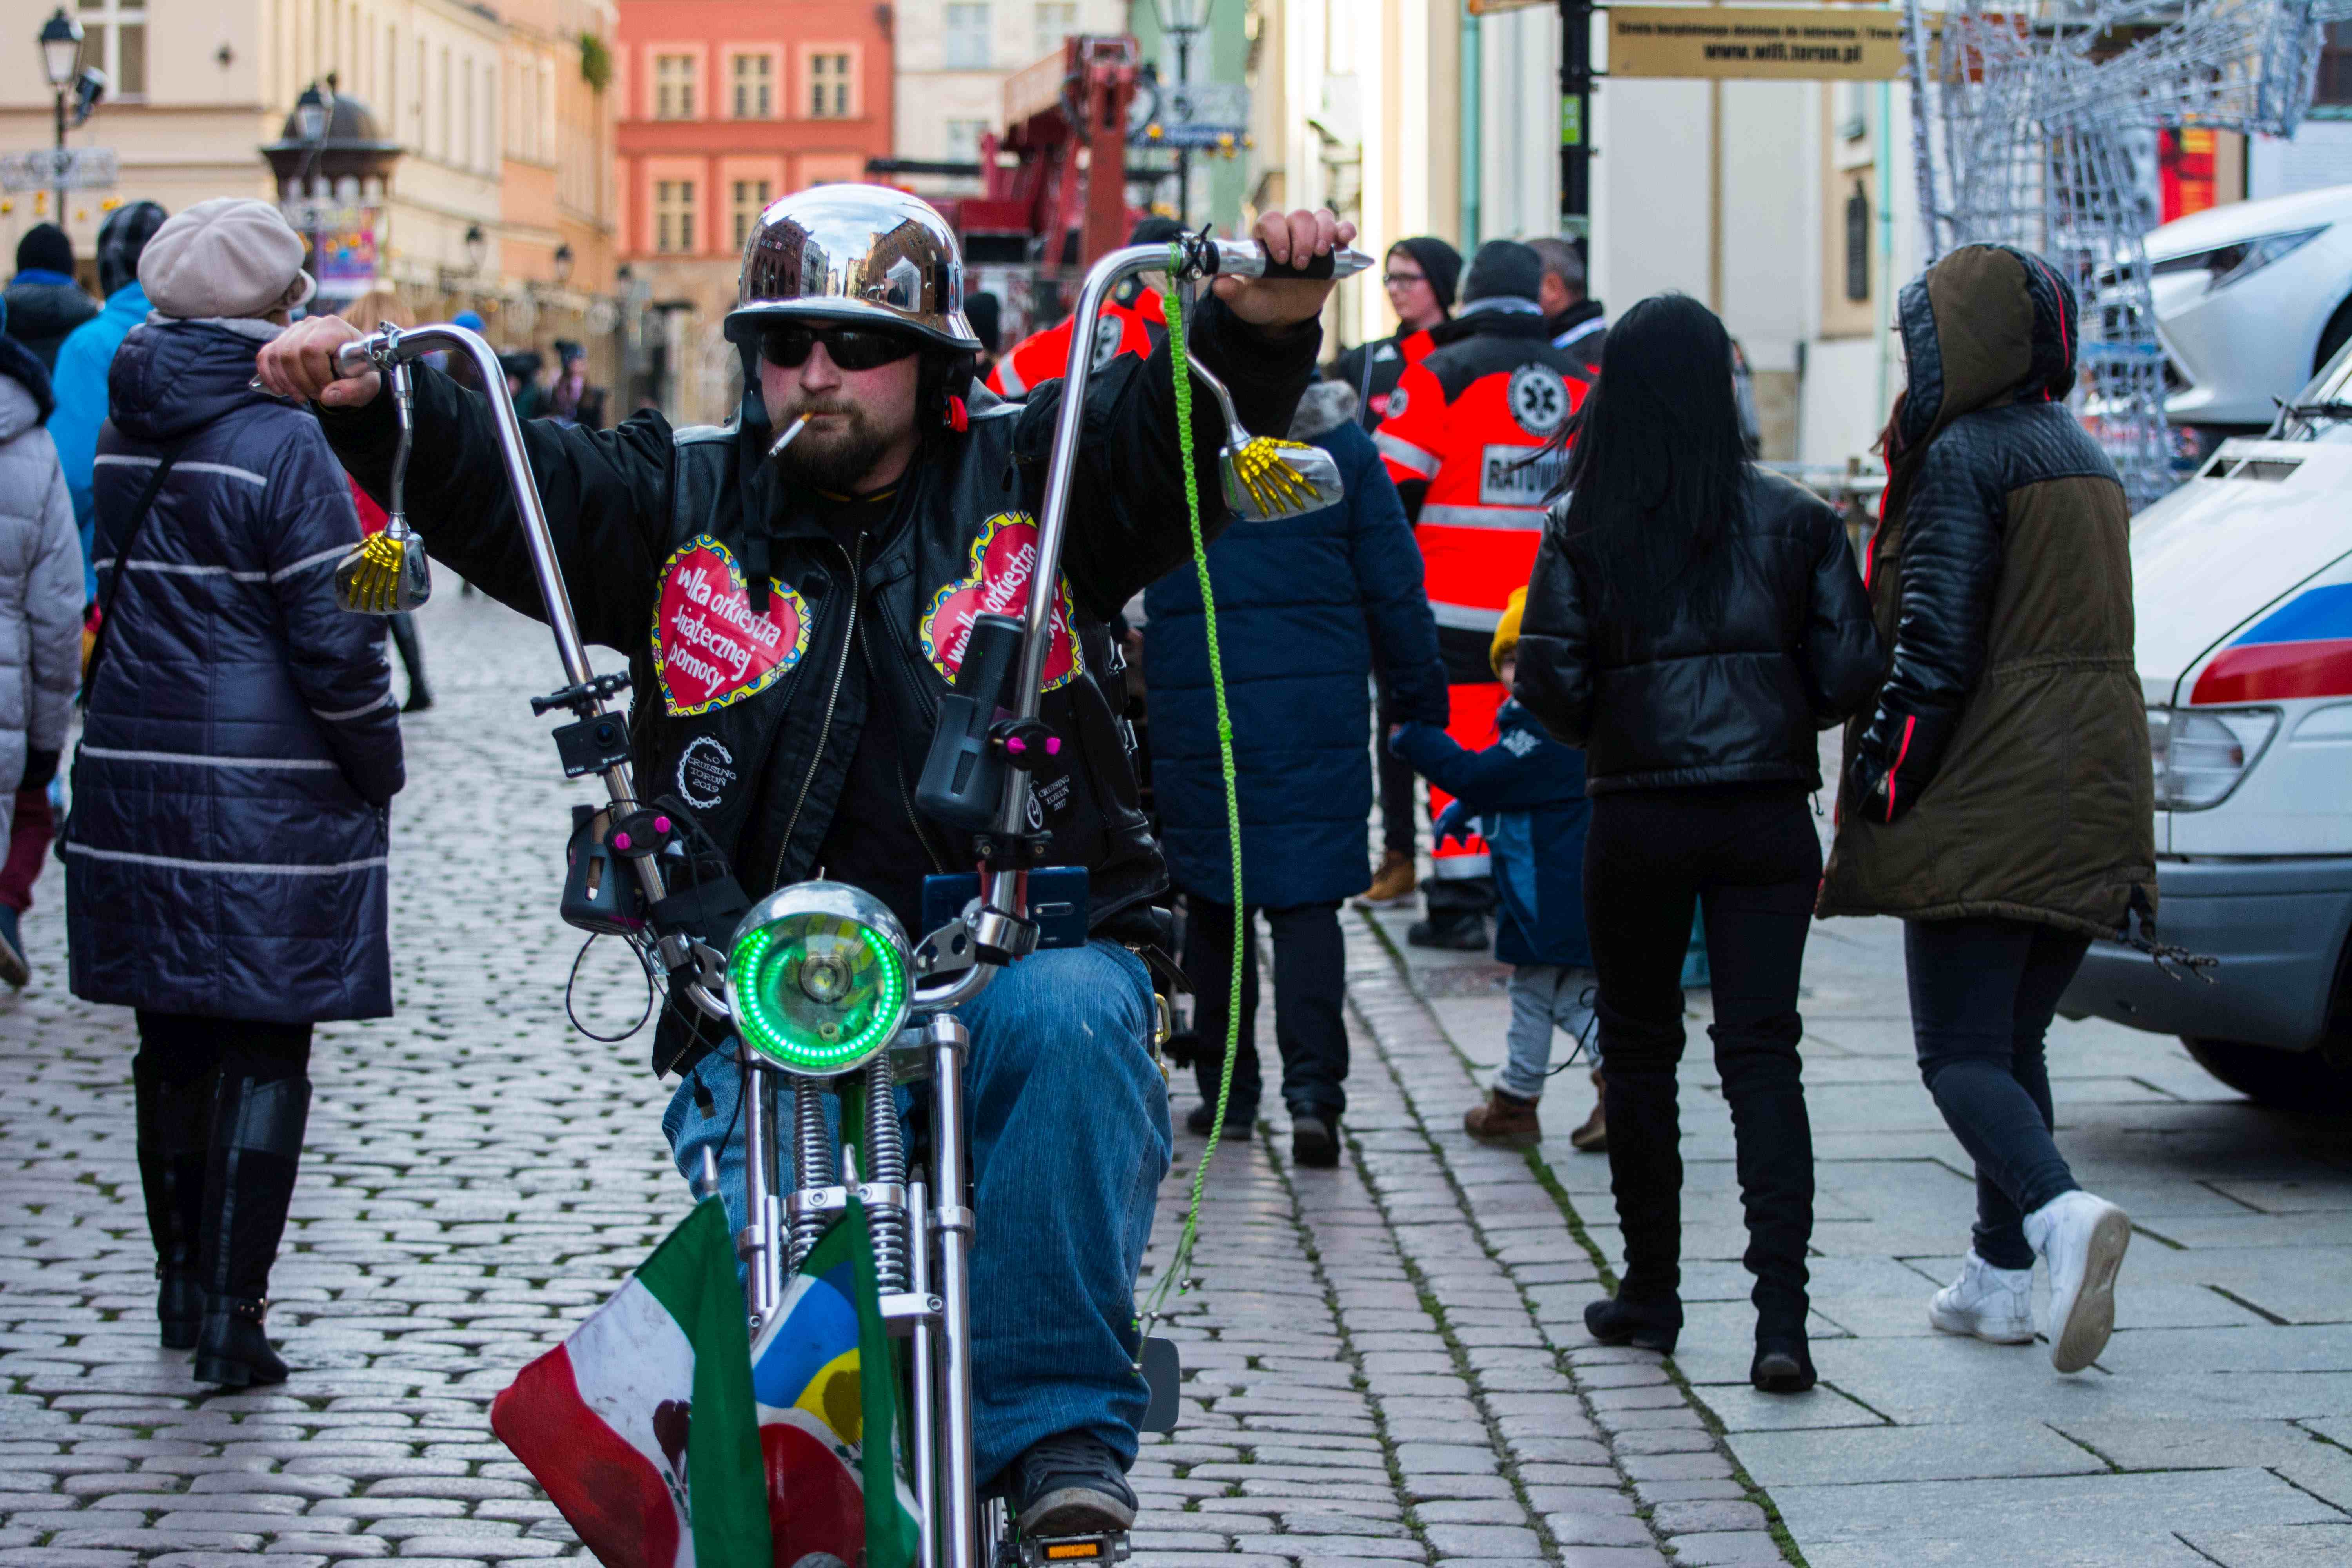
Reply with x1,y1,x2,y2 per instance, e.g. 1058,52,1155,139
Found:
0,147,118,193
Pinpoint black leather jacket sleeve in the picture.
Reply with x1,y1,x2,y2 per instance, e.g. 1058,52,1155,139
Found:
1017,294,1319,622
1801,509,1883,728
1512,532,1595,747
1846,435,2004,822
320,362,677,652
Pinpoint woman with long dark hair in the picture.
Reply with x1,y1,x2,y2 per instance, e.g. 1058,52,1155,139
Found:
1515,294,1880,1392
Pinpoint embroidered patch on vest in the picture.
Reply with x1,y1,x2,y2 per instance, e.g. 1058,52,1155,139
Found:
920,511,1084,692
651,535,812,717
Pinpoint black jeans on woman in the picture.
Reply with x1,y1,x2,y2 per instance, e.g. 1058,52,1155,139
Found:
132,1011,314,1379
1185,897,1349,1121
1585,785,1820,1340
1904,917,2091,1269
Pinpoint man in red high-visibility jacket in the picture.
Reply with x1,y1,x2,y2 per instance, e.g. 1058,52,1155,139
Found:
1374,240,1592,951
985,216,1187,399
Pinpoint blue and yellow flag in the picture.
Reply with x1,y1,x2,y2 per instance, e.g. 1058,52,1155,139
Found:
749,1196,923,1568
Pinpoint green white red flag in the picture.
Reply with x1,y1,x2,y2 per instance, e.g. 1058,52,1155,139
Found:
491,1198,772,1567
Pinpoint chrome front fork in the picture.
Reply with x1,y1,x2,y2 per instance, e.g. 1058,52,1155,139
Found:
735,1012,979,1568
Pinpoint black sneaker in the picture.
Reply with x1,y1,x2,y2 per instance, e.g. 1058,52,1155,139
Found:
1407,915,1488,952
1291,1112,1341,1169
1006,1430,1137,1537
1185,1101,1255,1138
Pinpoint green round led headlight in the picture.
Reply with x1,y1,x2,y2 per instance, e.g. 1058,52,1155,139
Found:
726,882,912,1077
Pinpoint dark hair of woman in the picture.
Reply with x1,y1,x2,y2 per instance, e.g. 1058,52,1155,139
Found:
1543,293,1749,620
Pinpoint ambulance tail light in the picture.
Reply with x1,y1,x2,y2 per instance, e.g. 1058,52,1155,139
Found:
2149,706,2278,811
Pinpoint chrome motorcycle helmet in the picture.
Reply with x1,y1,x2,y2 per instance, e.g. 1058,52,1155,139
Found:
725,184,982,354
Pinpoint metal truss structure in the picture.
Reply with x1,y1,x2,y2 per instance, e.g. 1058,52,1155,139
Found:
1904,0,2350,506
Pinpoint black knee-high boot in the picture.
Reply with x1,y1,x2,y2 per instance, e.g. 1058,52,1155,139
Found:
192,1068,311,1388
1715,1022,1815,1340
389,612,430,710
132,1057,215,1349
1588,1004,1688,1351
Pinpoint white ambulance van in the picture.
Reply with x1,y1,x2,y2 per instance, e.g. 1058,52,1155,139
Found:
2060,350,2352,1108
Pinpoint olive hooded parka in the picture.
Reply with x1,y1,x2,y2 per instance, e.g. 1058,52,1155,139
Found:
1818,243,2156,937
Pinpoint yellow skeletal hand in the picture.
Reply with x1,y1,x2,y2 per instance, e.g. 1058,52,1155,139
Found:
337,531,413,615
1231,437,1325,517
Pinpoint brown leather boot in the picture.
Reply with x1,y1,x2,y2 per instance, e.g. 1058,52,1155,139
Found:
1463,1087,1542,1147
1569,1069,1608,1152
1355,849,1417,908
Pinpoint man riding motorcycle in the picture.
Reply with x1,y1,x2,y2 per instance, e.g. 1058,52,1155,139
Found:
258,186,1351,1539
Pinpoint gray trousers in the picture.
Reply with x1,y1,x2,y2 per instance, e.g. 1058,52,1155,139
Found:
1501,962,1600,1100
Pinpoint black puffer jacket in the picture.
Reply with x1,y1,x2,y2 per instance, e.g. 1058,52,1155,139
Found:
1515,466,1881,793
67,318,403,1023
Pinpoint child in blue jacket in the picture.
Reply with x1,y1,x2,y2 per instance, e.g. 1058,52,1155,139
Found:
1392,587,1605,1150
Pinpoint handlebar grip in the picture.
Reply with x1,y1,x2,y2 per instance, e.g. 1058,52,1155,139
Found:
1254,251,1338,282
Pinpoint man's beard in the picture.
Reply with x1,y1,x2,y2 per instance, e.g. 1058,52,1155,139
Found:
772,404,897,493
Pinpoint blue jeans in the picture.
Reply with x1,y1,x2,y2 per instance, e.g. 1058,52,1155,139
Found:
661,940,1170,1489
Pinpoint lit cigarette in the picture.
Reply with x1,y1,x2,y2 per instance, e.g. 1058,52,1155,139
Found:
766,414,811,461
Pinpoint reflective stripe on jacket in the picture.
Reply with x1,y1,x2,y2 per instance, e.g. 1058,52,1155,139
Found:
1373,307,1590,676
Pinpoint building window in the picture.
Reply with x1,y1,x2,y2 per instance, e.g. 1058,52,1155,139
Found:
731,53,773,118
2321,24,2352,104
809,52,851,118
654,53,696,120
945,117,988,170
944,4,991,69
1033,2,1076,59
655,179,697,253
732,180,773,250
74,0,148,98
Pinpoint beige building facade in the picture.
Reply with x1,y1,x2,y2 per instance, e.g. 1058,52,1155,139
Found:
0,0,616,355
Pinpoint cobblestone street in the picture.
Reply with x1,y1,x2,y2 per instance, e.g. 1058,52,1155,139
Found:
5,590,2352,1568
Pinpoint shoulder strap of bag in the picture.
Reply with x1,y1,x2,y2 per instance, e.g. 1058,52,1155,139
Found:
79,434,193,711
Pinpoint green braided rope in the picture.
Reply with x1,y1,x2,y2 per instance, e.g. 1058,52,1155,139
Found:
1139,243,1245,1326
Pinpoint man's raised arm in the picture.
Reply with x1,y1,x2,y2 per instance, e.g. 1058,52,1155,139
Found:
258,314,676,651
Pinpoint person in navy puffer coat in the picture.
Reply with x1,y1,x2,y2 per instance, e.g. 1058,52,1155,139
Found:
64,198,402,1392
1144,379,1447,1167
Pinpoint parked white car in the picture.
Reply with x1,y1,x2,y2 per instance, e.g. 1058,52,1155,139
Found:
2061,341,2352,1106
2147,183,2352,433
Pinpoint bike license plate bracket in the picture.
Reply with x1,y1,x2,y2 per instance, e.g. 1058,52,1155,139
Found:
922,867,1089,953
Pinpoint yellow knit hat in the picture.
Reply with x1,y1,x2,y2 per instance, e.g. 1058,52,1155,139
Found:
1490,585,1527,678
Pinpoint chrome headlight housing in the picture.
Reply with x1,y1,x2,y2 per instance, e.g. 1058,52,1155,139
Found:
726,882,912,1077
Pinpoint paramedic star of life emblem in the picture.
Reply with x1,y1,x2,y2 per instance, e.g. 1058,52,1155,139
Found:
1508,363,1571,437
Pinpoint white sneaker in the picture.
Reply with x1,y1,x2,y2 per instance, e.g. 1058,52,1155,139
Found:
1928,1249,2036,1344
2024,1190,2131,1374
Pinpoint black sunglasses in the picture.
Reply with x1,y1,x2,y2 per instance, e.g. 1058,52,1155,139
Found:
760,323,922,371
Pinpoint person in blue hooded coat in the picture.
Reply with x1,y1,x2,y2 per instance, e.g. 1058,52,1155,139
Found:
49,201,168,604
1144,379,1447,1167
65,198,403,1392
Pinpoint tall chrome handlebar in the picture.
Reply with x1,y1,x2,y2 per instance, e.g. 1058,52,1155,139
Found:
995,236,1369,841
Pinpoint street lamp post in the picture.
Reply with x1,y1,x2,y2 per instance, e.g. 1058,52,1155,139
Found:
1151,0,1210,224
38,9,84,229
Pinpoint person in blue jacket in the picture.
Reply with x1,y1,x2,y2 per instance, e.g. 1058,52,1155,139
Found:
49,201,167,604
1145,379,1448,1168
1392,587,1605,1151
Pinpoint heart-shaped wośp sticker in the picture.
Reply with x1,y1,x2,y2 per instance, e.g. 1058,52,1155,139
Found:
920,511,1083,691
652,535,813,716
